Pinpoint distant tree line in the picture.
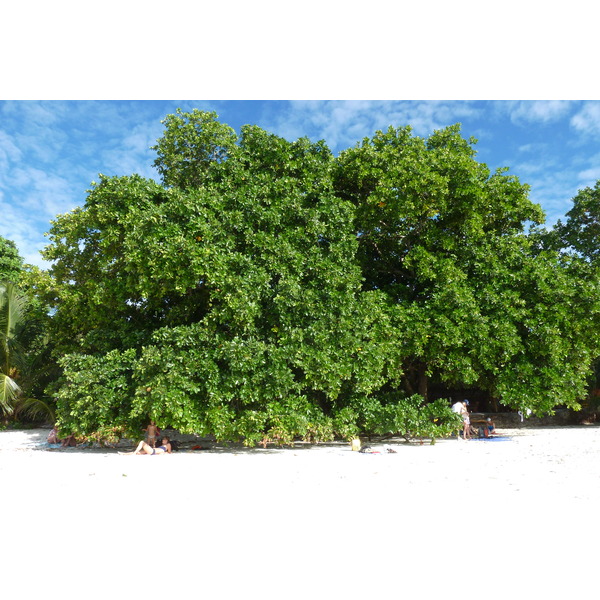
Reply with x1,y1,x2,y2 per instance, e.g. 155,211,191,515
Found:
3,110,600,444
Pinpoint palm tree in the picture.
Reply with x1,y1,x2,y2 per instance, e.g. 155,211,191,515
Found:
0,281,27,415
1,280,56,424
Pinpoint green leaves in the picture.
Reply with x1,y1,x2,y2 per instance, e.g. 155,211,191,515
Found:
55,348,138,439
0,236,24,283
43,110,600,442
554,180,600,261
335,123,597,412
0,281,27,413
47,116,377,442
152,108,237,189
339,394,460,442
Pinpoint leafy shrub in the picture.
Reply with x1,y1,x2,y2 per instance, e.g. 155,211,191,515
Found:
336,393,461,443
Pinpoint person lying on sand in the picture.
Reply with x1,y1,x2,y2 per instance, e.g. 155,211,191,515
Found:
120,436,172,455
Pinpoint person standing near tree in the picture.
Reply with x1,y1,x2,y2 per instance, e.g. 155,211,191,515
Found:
144,420,160,448
461,400,471,440
452,399,471,440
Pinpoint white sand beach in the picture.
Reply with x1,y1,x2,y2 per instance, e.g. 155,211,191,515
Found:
2,425,599,599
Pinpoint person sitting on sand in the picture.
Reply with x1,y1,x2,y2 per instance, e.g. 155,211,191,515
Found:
61,434,77,447
124,436,172,455
48,425,61,444
485,417,498,437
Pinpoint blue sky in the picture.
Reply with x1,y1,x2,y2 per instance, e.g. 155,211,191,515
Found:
1,100,599,268
3,2,598,267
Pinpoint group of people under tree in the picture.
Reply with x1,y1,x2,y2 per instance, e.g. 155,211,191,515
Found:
451,400,497,440
119,420,173,455
47,425,77,447
48,419,173,454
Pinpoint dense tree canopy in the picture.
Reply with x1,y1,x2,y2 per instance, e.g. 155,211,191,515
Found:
37,110,600,443
553,180,600,261
42,114,403,443
544,180,600,400
334,125,600,414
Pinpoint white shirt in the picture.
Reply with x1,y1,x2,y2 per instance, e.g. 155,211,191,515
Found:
451,402,463,414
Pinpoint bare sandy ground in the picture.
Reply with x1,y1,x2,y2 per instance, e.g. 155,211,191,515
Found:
2,425,599,599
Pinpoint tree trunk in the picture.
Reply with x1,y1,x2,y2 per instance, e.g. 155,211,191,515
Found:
417,363,428,401
490,395,499,412
403,374,415,396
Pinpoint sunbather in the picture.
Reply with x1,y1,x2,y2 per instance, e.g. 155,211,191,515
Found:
485,418,498,436
122,436,172,455
47,425,60,444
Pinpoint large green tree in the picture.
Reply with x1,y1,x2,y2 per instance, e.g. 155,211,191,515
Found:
41,112,596,443
44,112,440,444
547,179,600,400
334,124,599,413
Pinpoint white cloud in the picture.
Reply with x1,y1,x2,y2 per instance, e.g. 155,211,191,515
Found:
0,130,23,173
527,174,582,226
0,101,175,268
575,150,600,188
263,100,481,153
1,101,65,127
517,142,548,155
570,101,600,136
498,100,574,125
0,198,49,267
0,165,77,268
508,148,587,226
1,102,70,164
99,119,163,180
15,166,76,216
578,167,600,184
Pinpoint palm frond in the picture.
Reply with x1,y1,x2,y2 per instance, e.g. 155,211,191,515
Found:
0,281,26,375
0,282,27,342
14,396,55,424
0,373,21,415
1,282,28,395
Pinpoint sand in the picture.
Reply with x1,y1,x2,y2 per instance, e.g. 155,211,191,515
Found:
2,425,599,599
